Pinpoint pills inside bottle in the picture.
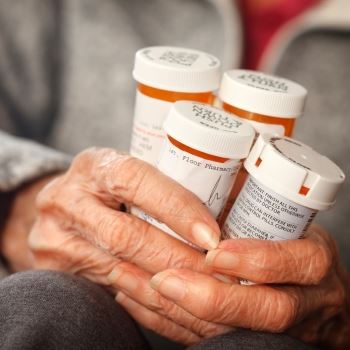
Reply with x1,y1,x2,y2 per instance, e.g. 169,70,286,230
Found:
132,101,255,249
130,46,221,165
223,134,345,242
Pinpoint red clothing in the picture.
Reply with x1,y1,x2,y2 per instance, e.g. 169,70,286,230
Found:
237,0,322,69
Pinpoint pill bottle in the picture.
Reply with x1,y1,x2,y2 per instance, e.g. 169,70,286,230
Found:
132,101,255,249
219,69,307,137
130,46,221,165
223,134,345,284
223,134,345,242
218,70,308,224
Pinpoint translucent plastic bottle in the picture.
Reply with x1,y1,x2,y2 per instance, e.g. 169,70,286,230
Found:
132,101,255,249
130,46,221,165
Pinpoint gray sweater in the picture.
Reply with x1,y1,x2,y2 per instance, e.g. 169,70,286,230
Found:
1,0,350,270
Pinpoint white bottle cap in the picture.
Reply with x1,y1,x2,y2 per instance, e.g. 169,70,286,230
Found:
219,70,307,118
244,134,345,210
133,46,221,93
163,101,255,159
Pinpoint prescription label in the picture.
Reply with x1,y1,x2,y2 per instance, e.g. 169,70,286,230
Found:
132,138,241,249
130,90,171,165
223,176,316,241
158,138,241,218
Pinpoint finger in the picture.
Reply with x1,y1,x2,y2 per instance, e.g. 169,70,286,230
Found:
206,227,335,285
29,217,120,286
93,151,220,250
53,193,211,275
115,292,200,345
108,262,232,338
150,269,344,332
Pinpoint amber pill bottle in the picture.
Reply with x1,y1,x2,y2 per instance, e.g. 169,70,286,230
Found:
132,101,255,249
219,69,307,137
218,70,308,224
130,46,221,165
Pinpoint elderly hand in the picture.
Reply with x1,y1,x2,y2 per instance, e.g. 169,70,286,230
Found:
149,225,350,348
2,147,235,345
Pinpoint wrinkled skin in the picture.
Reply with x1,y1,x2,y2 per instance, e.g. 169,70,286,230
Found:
2,147,350,347
149,227,350,347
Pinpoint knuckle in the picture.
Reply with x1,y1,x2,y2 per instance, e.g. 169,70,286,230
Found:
162,248,203,271
145,313,177,337
309,244,333,284
28,234,60,269
331,280,346,310
193,291,223,322
73,147,124,181
35,180,59,211
28,228,41,252
28,221,51,252
115,215,154,260
151,292,179,316
111,217,194,270
73,147,103,167
103,156,151,202
192,304,211,321
247,249,274,281
158,187,197,223
143,313,166,334
94,213,125,252
149,292,223,340
35,176,73,216
150,318,195,346
182,333,199,346
312,225,338,254
269,292,299,332
190,319,222,338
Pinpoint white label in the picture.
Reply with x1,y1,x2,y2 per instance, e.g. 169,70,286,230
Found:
223,176,317,241
132,138,241,248
247,119,285,137
159,138,241,217
130,91,172,165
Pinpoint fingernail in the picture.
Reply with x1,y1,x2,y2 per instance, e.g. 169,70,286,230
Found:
206,250,239,269
115,291,126,303
107,267,139,292
150,272,187,301
107,267,120,283
192,222,219,250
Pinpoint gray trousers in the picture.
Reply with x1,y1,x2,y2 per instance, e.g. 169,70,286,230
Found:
0,271,315,350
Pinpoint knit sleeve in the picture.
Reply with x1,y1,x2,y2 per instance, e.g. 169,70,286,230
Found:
0,130,71,192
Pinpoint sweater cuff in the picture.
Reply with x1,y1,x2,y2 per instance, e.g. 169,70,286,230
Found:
0,131,71,192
